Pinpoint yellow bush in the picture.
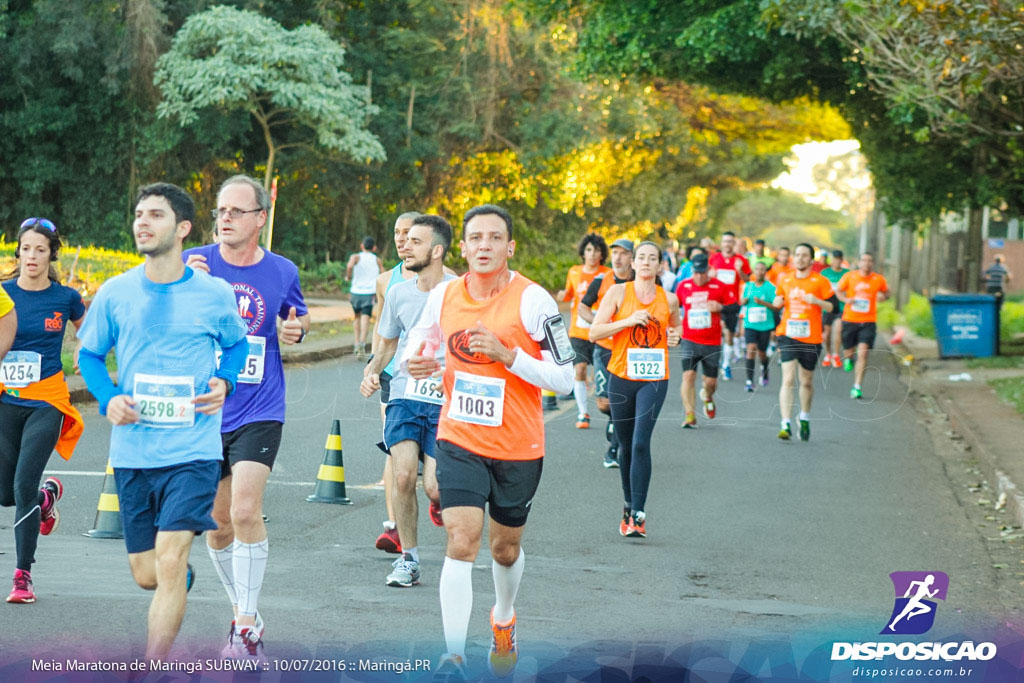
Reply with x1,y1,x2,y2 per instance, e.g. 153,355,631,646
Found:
0,241,142,298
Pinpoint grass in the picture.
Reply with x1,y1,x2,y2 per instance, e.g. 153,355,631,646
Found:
990,376,1024,415
966,356,1024,369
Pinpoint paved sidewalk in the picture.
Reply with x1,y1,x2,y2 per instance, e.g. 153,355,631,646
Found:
896,329,1024,529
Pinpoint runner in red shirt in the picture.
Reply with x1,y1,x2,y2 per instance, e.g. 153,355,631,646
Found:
708,231,750,380
675,253,733,428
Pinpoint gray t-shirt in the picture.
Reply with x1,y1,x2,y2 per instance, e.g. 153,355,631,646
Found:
378,273,456,401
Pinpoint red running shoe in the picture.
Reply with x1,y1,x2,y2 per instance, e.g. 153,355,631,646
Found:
6,569,35,604
375,526,402,554
39,477,63,536
429,499,444,527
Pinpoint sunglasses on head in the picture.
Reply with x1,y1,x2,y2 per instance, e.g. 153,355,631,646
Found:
20,217,58,233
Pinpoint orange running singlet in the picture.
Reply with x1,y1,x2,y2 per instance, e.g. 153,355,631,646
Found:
607,282,671,382
438,274,546,461
563,264,611,340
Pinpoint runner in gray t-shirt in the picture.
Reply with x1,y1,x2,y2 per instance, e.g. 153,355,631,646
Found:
359,216,454,588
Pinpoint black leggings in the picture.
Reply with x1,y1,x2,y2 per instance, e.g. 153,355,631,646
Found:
607,375,668,514
0,402,63,571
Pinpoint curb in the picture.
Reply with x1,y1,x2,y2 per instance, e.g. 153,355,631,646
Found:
927,381,1024,531
894,331,1024,529
68,342,356,406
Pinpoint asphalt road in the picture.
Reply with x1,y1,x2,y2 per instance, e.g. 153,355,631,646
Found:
0,347,1020,680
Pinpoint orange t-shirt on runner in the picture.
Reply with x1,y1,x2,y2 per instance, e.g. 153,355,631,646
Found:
608,282,671,382
775,272,835,344
562,264,611,340
438,274,547,461
590,274,618,351
767,262,795,286
837,271,889,323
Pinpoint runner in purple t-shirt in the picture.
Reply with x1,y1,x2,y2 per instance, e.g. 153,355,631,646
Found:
184,174,309,662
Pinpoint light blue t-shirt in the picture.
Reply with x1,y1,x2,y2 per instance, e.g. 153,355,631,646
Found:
78,265,248,469
742,279,777,332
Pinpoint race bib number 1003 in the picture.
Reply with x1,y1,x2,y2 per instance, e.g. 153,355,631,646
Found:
448,371,505,427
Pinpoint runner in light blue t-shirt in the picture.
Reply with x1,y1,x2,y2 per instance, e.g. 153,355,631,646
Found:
78,183,247,662
739,260,777,391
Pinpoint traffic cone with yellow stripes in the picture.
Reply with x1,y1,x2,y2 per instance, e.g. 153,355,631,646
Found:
84,460,123,539
306,419,352,505
542,389,558,411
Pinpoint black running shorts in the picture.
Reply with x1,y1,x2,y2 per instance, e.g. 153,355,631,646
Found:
220,420,283,479
841,321,877,350
435,439,543,528
777,335,821,372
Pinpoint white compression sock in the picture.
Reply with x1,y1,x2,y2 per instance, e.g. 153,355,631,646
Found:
722,343,732,367
573,380,588,417
439,557,474,658
406,546,419,563
492,549,525,624
799,411,811,421
208,543,237,605
233,539,269,618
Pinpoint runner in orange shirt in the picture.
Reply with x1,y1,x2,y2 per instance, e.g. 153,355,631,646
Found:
590,242,681,538
836,252,889,399
766,246,795,286
577,239,635,468
556,233,610,429
772,243,839,442
402,204,574,680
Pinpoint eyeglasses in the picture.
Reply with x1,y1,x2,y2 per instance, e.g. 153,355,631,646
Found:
20,217,57,233
211,208,262,220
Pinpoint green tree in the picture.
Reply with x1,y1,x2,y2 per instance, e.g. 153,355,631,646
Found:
154,5,386,189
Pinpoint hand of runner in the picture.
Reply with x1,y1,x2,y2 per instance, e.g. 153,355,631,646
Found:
707,301,724,313
468,321,515,366
802,292,819,305
194,377,229,415
408,341,441,379
627,309,651,327
667,326,681,347
106,394,140,426
280,306,302,345
360,372,380,397
185,253,210,273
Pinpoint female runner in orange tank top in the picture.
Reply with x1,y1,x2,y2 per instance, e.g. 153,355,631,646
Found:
590,241,680,539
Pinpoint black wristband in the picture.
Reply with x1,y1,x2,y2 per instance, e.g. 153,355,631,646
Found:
365,354,374,365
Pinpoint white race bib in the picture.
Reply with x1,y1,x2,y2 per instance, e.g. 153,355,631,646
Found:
215,335,266,385
1,351,42,388
448,371,504,427
851,298,871,313
626,348,666,380
716,269,736,285
405,375,445,405
747,307,768,324
238,336,266,384
133,373,195,428
687,309,712,330
785,319,810,339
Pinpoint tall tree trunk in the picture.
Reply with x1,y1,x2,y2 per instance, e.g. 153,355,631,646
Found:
966,206,983,293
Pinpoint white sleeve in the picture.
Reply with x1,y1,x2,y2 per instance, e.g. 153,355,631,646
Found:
508,283,575,395
399,280,449,371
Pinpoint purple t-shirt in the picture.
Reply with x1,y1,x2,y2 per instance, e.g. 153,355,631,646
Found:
183,244,308,432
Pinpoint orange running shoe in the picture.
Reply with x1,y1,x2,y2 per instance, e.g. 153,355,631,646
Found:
575,414,591,429
821,355,833,368
488,608,518,677
626,513,647,538
619,508,630,536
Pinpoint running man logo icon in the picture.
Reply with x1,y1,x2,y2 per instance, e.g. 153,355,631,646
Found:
881,571,949,635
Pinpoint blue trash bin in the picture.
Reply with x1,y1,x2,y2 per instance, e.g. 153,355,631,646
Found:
930,294,998,358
